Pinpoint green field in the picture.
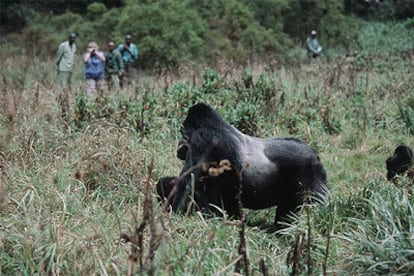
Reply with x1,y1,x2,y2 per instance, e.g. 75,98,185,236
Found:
1,23,414,275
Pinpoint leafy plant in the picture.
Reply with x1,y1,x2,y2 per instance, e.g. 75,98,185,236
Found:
223,100,261,136
200,68,222,94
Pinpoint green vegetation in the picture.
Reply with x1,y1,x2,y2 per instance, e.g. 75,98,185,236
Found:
1,0,360,70
2,0,413,71
1,6,413,276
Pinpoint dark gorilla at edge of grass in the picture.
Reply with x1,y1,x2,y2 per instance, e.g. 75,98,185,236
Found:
386,144,413,181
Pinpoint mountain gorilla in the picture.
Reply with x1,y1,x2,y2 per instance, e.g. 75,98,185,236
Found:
164,103,328,226
386,145,413,181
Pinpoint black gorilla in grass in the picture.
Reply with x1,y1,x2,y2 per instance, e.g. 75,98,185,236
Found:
386,145,413,181
160,103,328,226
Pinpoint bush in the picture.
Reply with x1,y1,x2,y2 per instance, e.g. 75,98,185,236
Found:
87,2,107,20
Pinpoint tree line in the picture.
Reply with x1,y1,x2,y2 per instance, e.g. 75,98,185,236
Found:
1,0,413,70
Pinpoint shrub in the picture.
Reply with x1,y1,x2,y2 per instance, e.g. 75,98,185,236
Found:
87,2,107,20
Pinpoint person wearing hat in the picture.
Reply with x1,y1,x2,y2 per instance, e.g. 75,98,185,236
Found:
56,32,77,120
117,34,138,87
306,30,323,58
83,42,106,100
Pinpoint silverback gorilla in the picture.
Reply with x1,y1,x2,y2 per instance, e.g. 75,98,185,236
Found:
386,145,413,181
162,103,328,226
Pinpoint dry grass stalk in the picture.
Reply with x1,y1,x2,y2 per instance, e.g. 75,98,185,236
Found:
31,84,40,111
121,158,163,276
2,75,20,147
3,75,17,123
215,255,243,276
259,257,267,276
322,211,334,276
0,152,7,211
287,230,305,275
234,163,249,275
306,207,313,276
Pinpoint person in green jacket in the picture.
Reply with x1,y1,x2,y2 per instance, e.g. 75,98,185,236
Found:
105,41,124,91
306,30,323,59
117,34,138,87
56,32,77,121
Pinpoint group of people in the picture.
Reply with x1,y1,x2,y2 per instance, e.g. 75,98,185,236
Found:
57,29,321,89
56,33,139,101
55,29,320,115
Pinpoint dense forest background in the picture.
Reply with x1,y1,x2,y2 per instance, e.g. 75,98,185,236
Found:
1,0,413,71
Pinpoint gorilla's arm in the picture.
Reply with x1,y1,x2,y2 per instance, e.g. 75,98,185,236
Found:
172,129,215,211
176,139,188,161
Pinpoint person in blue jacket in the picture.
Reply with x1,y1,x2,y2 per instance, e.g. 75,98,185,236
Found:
117,34,138,87
83,42,106,99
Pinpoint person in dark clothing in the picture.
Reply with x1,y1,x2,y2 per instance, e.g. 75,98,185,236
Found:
105,41,124,91
117,34,138,87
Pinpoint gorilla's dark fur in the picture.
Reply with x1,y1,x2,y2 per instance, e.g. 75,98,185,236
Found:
161,103,328,226
176,139,188,161
156,176,209,210
386,145,413,181
156,176,177,203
